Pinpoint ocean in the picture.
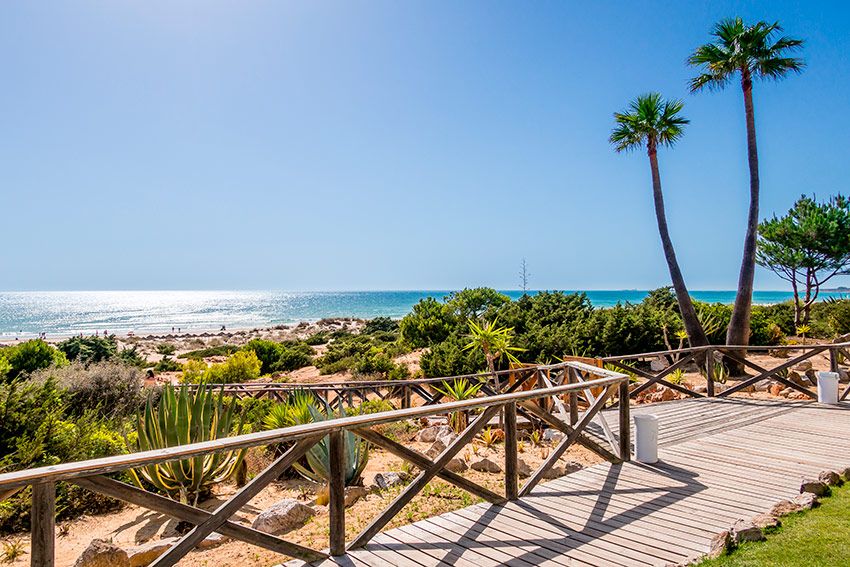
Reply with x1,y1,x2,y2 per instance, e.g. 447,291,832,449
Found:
0,290,842,338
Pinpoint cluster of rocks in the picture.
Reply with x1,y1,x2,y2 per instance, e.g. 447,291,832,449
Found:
698,467,848,563
74,532,229,567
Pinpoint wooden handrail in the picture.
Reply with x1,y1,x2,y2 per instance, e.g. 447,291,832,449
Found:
0,362,626,492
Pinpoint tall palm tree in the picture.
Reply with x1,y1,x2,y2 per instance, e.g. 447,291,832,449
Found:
688,18,804,359
610,93,708,348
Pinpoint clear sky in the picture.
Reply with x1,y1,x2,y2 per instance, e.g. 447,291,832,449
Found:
1,1,848,291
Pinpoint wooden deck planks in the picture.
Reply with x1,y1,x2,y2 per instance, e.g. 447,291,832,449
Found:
294,398,850,567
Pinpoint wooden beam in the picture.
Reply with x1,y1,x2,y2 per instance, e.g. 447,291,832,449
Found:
618,380,631,462
31,482,55,567
354,429,504,504
504,402,518,501
150,435,322,567
519,385,616,497
716,347,824,398
328,431,346,556
518,400,620,463
347,404,502,550
72,476,326,562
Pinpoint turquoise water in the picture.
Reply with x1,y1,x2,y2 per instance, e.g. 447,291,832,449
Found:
0,290,841,338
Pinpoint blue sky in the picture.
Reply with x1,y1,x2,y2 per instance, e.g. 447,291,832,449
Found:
1,1,848,291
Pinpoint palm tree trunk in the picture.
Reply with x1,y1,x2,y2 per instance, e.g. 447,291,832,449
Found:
647,142,709,348
726,70,759,375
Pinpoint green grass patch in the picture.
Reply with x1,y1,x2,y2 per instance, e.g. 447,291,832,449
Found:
698,482,850,566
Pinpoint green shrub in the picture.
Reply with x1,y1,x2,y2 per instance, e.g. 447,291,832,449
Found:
0,379,128,533
363,317,399,335
203,351,262,384
274,343,313,372
353,349,395,377
2,340,67,382
29,362,146,418
57,335,118,365
117,345,146,367
180,359,209,383
178,345,239,359
420,333,486,377
400,297,457,348
154,356,182,372
813,299,850,337
242,339,285,374
155,343,176,356
304,332,329,345
354,399,395,415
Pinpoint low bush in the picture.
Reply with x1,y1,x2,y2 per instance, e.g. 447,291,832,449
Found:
154,356,182,372
57,335,117,365
29,362,146,419
178,345,239,359
242,339,313,374
1,340,67,382
0,378,128,533
155,343,176,356
182,351,262,384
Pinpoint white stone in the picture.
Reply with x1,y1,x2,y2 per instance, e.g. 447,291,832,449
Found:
127,538,178,567
74,539,130,567
415,425,454,443
252,499,315,535
373,472,408,490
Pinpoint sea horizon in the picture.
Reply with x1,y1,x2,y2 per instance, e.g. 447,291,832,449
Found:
2,289,847,338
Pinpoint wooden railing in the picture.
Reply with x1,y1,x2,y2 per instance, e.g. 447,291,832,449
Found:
0,361,630,567
601,341,850,401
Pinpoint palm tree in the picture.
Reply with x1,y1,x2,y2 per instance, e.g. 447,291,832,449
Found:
610,93,708,348
463,318,523,375
688,18,804,362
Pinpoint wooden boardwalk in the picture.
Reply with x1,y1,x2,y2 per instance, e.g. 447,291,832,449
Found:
294,398,850,567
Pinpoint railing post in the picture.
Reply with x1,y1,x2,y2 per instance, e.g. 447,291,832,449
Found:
402,386,411,409
31,481,55,567
568,367,579,426
618,381,631,462
830,347,840,373
504,402,518,500
705,347,715,397
328,431,346,556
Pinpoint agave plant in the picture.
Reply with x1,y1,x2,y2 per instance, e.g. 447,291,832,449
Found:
433,378,484,433
130,384,247,505
265,393,369,487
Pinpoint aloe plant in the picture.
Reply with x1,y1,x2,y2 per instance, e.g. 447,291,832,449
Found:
265,392,369,487
130,384,247,505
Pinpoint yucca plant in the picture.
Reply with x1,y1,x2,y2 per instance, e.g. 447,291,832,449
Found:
668,368,685,385
433,377,484,433
130,384,247,505
796,324,812,344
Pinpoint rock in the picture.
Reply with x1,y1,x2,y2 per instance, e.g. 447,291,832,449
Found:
731,519,765,544
794,492,818,510
542,428,564,442
800,478,830,496
769,383,784,396
707,530,731,559
516,458,533,478
840,466,850,481
252,499,315,535
769,499,800,516
344,486,369,507
470,457,502,473
750,513,780,530
819,470,842,486
780,387,795,398
197,532,229,549
415,425,454,443
693,384,707,394
787,371,806,386
660,388,677,401
793,360,813,372
127,538,178,567
542,465,566,479
769,349,789,359
838,369,850,383
74,539,131,567
426,432,459,459
650,358,668,372
445,458,468,473
374,472,408,490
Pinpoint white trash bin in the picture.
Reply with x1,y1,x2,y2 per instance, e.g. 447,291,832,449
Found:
633,414,658,464
816,371,840,405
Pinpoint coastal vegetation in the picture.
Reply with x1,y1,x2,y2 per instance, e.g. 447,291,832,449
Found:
757,194,850,327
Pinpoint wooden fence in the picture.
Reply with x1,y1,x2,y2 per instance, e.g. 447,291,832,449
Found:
600,341,850,401
0,362,630,567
